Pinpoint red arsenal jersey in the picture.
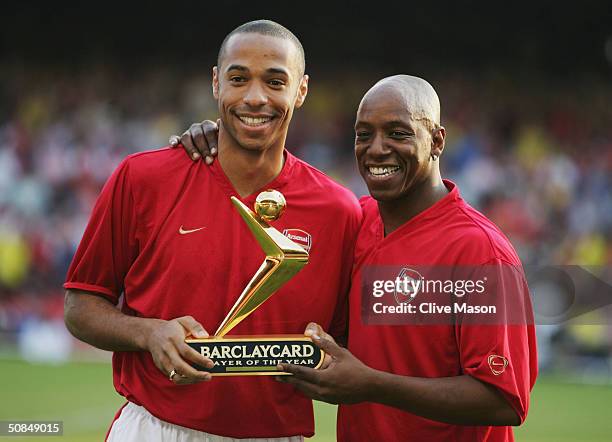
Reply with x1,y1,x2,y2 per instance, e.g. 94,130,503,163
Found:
338,180,537,442
64,147,362,438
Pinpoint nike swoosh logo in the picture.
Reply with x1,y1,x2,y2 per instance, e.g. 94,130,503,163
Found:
179,225,206,235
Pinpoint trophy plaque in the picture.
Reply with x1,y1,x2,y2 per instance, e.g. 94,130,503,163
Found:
186,190,325,376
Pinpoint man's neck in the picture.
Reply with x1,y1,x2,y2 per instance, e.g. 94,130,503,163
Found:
217,127,285,198
377,173,448,236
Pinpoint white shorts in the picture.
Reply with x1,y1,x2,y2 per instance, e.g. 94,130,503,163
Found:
106,402,305,442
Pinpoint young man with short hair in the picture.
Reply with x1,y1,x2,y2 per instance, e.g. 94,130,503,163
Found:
64,20,361,441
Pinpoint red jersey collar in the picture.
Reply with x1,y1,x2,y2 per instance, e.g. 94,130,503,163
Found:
208,149,296,203
376,179,461,241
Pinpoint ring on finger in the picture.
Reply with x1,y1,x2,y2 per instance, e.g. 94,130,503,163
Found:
169,369,179,381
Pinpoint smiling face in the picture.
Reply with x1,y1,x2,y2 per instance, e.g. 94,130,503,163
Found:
354,82,445,202
213,33,308,153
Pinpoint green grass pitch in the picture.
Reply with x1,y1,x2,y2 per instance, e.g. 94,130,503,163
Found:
0,359,610,441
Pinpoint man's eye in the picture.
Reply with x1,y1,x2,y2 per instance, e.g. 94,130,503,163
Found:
230,76,246,83
356,132,370,139
389,131,410,139
268,79,285,87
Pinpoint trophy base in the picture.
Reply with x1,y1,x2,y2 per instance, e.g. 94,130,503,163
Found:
185,335,325,376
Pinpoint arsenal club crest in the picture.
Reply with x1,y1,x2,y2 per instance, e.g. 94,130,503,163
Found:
282,229,312,252
394,268,423,305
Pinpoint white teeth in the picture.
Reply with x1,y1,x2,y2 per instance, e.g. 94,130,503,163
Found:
239,116,272,126
368,166,400,176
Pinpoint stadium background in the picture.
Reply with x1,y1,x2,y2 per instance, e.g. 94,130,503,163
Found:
1,2,611,440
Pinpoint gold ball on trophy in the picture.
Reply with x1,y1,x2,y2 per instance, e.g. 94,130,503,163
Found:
255,190,286,222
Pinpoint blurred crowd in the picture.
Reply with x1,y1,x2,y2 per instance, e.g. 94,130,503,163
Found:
1,65,611,373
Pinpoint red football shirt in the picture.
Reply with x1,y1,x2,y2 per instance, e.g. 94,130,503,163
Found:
64,147,362,438
338,180,537,442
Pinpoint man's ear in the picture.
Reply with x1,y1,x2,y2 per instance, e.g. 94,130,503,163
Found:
431,126,446,158
212,66,219,99
294,74,309,109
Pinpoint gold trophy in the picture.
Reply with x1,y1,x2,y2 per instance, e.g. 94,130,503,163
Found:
186,190,325,376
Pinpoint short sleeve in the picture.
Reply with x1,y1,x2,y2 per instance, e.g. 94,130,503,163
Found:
63,158,139,304
456,259,538,423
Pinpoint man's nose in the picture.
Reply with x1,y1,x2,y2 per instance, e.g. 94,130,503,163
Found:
243,82,268,107
368,133,392,157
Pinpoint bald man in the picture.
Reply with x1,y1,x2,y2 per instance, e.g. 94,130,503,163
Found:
278,75,538,441
175,75,537,441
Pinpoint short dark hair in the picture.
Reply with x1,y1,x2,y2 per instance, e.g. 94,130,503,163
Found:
217,20,306,76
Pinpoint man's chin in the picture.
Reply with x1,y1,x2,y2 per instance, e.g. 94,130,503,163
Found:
237,141,270,152
368,188,399,202
230,134,268,151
